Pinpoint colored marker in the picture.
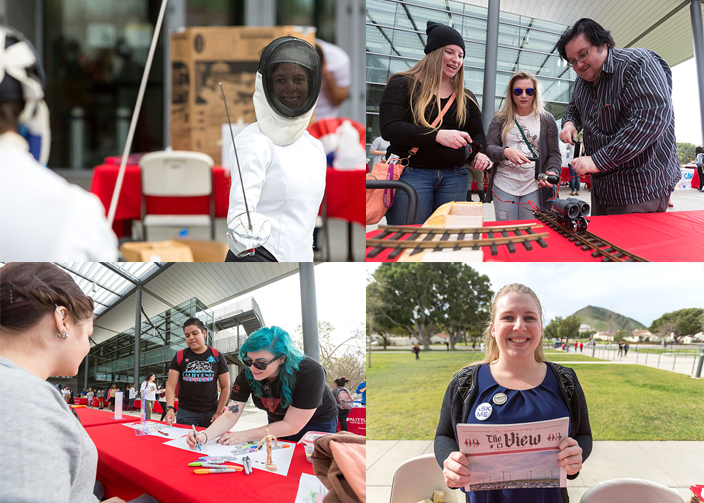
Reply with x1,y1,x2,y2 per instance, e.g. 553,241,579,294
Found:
158,430,169,436
194,468,240,474
201,463,242,469
192,425,201,451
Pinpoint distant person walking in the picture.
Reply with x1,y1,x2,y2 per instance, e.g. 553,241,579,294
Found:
140,373,157,420
331,377,354,432
574,341,578,352
624,343,630,356
579,342,584,353
128,384,136,411
412,343,421,360
618,341,623,357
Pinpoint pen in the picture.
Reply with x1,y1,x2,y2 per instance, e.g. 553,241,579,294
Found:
192,425,201,451
158,430,169,436
194,468,240,474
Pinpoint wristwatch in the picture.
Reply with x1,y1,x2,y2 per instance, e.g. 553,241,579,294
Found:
166,406,176,412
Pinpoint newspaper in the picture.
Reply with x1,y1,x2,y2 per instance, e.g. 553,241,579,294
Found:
457,417,569,492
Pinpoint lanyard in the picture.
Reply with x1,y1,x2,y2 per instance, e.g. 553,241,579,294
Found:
514,118,538,158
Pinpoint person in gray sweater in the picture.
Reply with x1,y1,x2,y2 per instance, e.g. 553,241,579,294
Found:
0,263,131,503
484,71,562,220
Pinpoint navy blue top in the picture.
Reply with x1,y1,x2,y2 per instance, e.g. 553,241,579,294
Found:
464,363,570,503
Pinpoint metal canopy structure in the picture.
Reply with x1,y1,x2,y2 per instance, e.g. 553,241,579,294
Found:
459,0,702,68
55,263,299,345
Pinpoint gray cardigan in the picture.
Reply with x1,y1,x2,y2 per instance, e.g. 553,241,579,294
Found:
484,111,562,211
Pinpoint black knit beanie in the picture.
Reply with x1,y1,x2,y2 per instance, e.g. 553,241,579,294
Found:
424,21,465,55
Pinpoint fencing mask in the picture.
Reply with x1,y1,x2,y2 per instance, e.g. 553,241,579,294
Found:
253,37,321,146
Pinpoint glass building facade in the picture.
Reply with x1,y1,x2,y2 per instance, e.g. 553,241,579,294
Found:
366,0,577,145
78,297,214,389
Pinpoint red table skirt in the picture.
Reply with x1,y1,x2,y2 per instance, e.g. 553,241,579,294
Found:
560,166,592,189
74,397,89,406
339,407,366,436
367,210,704,262
90,164,365,237
74,407,136,428
86,421,315,503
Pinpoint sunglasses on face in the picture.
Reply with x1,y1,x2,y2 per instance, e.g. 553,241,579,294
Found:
242,356,279,370
513,88,535,96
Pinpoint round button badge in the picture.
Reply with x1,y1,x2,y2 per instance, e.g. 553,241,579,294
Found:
475,403,492,421
492,392,507,405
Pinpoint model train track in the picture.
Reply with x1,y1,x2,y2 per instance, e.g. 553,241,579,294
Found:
533,211,649,262
366,224,548,260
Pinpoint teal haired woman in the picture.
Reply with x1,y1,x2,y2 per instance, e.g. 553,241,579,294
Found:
186,326,338,446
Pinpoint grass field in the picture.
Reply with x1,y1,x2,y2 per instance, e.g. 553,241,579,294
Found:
367,351,704,441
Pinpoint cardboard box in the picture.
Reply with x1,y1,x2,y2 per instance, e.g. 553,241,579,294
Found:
171,26,316,165
120,239,228,262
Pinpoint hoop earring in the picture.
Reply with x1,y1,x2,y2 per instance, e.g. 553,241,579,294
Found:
57,329,68,339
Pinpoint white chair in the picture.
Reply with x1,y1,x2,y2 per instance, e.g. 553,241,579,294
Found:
580,478,683,503
139,151,215,240
390,454,463,503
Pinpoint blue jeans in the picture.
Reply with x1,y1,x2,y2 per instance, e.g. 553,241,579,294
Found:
269,416,338,443
492,185,539,221
176,407,216,428
385,166,469,225
128,398,136,411
568,164,580,192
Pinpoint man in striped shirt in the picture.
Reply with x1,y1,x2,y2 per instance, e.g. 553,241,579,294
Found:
557,18,680,215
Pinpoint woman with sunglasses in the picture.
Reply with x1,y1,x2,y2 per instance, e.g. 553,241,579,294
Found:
485,71,562,220
186,326,338,447
379,21,491,225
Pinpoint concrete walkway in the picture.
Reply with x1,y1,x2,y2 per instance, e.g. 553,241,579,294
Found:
368,439,703,502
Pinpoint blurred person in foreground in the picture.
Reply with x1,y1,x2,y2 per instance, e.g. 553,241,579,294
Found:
0,262,157,503
0,24,117,261
436,284,592,503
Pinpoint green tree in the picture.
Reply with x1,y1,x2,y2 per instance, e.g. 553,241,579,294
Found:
650,308,704,343
676,142,696,165
439,265,493,349
368,263,492,350
559,315,581,343
544,316,562,342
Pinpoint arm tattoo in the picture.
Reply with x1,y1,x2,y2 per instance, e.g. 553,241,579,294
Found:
226,400,240,415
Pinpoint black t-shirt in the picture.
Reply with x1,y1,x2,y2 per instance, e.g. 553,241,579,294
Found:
379,74,486,169
169,346,229,413
229,356,338,423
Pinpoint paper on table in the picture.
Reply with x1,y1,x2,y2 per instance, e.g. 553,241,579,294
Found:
294,473,329,503
163,435,297,477
122,421,190,438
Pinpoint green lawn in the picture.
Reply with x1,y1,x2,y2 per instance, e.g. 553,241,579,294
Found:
367,352,704,441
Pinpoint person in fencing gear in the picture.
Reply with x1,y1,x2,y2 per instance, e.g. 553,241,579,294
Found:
226,37,326,262
0,24,117,261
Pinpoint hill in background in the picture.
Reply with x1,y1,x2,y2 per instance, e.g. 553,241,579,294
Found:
573,305,646,331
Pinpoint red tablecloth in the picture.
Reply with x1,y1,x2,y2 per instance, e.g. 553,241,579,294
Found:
90,164,365,236
345,407,366,436
74,407,135,428
74,397,89,406
367,210,704,262
85,421,315,503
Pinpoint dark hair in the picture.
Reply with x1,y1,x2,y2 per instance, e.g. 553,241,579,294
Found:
557,18,615,61
0,101,23,134
695,146,704,154
182,317,206,333
0,263,94,333
334,377,349,387
142,373,155,385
